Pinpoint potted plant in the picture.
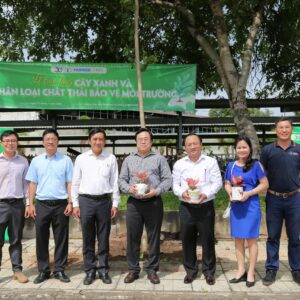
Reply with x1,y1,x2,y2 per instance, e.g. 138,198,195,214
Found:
134,171,149,196
185,178,200,203
231,175,245,201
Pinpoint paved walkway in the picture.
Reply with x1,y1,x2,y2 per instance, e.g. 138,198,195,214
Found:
0,239,300,299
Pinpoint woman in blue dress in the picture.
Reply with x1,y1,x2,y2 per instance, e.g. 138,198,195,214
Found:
224,136,269,287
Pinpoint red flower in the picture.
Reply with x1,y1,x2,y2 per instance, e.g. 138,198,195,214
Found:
231,175,246,187
185,178,199,190
134,171,149,183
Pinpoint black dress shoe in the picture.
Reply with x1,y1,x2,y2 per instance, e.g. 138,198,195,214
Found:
98,272,112,284
205,275,215,285
83,272,95,285
184,274,196,284
147,271,160,284
229,272,247,283
33,272,51,284
53,271,70,283
124,272,139,283
262,269,277,286
291,270,300,285
246,279,255,288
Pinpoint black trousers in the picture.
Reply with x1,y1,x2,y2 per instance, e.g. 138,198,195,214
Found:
79,195,112,274
126,196,163,274
179,201,216,277
0,199,25,272
35,200,69,274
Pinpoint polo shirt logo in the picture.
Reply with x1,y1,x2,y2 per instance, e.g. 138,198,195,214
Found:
289,152,299,156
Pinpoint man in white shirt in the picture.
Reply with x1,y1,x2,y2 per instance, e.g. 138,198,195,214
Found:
172,133,222,285
72,128,120,285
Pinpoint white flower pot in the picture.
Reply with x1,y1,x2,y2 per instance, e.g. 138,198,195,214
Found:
231,186,243,201
188,189,200,203
135,183,148,196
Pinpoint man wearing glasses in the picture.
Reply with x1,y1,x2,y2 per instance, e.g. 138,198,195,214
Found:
119,128,172,285
0,130,29,283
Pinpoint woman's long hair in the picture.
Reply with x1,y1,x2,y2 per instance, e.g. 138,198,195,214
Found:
234,136,256,172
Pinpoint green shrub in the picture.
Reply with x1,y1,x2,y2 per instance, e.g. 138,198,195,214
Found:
119,189,266,211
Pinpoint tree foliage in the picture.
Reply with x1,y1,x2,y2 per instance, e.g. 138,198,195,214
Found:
0,0,299,155
0,0,298,96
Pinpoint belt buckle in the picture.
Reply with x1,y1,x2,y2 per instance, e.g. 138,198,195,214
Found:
282,193,289,199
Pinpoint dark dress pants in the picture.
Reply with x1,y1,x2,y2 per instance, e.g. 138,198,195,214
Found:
79,195,112,274
179,201,216,277
0,199,25,272
265,192,300,271
126,196,163,274
35,200,69,274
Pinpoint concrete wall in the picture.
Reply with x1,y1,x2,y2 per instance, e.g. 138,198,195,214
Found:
23,210,287,240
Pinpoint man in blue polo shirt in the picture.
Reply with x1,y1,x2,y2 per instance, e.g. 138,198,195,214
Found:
26,129,73,284
260,118,300,286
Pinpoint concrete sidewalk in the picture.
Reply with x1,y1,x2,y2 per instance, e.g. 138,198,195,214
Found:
0,239,300,299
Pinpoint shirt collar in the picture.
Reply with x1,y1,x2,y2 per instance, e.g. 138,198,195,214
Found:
0,152,19,160
44,151,59,159
134,150,155,158
275,141,296,149
184,153,206,163
87,149,107,158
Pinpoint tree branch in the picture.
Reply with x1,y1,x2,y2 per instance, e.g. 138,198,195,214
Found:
239,1,266,90
150,0,231,94
150,0,177,9
210,0,238,89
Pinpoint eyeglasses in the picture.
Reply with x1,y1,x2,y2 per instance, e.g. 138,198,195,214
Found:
137,138,151,143
2,139,18,144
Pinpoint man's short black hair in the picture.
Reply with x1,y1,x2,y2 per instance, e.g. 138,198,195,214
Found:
184,133,202,144
135,128,153,141
42,128,59,140
275,117,293,127
0,130,19,141
88,128,107,140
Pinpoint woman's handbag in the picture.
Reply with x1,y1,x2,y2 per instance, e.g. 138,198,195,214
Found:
222,202,231,219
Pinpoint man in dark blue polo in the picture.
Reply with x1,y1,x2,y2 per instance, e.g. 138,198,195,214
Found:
260,118,300,286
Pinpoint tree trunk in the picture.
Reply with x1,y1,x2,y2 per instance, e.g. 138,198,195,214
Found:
229,86,260,158
134,0,146,128
151,1,266,155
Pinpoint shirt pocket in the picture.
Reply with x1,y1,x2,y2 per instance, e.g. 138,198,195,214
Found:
98,163,111,178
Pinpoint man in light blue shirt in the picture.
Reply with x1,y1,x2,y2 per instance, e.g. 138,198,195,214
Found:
26,129,73,284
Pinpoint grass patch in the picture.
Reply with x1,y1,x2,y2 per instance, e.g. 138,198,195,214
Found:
119,189,266,211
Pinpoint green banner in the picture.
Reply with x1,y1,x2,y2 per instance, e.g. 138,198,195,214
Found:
292,127,300,145
0,62,196,112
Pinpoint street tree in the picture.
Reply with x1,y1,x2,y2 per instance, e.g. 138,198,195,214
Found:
0,1,299,154
148,0,299,156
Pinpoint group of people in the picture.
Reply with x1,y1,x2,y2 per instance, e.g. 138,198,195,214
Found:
0,117,299,288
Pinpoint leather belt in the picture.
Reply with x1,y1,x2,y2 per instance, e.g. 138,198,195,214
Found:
182,200,213,209
268,188,300,199
37,199,67,206
79,193,111,200
0,198,23,203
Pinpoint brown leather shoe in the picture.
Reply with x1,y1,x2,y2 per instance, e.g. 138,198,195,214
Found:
147,272,160,284
184,274,196,284
124,272,139,284
205,274,215,285
13,272,29,283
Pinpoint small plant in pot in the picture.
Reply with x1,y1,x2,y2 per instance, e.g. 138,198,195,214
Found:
185,178,200,203
231,175,245,201
134,171,149,196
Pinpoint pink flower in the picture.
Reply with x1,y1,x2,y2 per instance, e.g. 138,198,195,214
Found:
134,171,149,183
185,178,199,190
